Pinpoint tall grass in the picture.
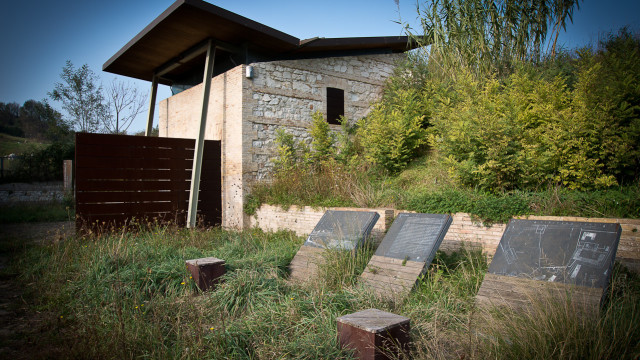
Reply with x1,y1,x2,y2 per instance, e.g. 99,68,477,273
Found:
0,201,74,223
10,226,640,359
473,265,640,359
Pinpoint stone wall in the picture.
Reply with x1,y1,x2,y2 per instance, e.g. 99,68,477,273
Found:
249,204,640,273
0,182,67,204
244,54,404,183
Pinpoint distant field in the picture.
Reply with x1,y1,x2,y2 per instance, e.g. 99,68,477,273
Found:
0,133,47,156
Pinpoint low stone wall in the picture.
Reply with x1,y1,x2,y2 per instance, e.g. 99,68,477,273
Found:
0,182,67,204
248,204,394,243
249,204,640,273
436,212,507,256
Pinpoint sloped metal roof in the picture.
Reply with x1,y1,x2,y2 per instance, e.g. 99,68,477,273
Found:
103,0,417,85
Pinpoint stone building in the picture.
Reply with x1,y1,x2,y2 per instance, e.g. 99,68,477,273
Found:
104,0,418,229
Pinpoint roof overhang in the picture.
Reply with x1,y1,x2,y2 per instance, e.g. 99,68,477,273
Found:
103,0,419,85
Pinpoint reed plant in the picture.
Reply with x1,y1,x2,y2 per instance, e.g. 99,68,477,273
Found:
9,225,639,359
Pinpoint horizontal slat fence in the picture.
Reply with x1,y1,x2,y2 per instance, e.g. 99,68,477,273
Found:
75,133,221,232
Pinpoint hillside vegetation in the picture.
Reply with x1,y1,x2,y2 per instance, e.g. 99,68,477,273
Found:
0,133,48,156
248,30,640,222
1,99,74,182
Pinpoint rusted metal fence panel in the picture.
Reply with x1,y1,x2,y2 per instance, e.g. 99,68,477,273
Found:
75,133,221,232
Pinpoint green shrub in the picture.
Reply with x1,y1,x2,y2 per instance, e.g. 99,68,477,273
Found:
357,87,429,173
5,140,74,182
309,111,335,164
0,124,25,137
430,45,638,192
402,185,640,224
271,129,302,174
404,188,532,224
571,29,640,183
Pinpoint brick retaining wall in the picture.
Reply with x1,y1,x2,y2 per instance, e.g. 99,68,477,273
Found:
248,204,394,243
249,205,640,273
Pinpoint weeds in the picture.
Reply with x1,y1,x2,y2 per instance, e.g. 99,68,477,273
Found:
474,264,640,359
0,202,74,223
9,226,640,359
248,149,640,224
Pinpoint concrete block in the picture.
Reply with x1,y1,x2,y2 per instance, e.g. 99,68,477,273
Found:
337,309,410,360
186,257,226,291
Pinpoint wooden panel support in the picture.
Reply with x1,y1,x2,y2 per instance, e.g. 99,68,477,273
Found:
476,273,603,312
288,245,326,282
188,39,216,228
360,255,425,299
63,160,73,191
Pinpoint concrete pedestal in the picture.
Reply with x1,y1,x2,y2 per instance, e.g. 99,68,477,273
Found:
337,309,410,360
185,257,225,291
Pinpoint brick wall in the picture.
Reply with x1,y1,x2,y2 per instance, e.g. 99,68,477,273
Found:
159,67,245,229
438,213,507,256
248,204,394,243
249,204,640,273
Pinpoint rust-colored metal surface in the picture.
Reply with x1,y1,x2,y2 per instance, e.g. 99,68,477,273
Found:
337,309,410,360
75,133,221,232
186,257,226,291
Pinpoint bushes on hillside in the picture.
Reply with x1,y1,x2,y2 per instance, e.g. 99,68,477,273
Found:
256,30,639,216
357,87,430,173
300,31,639,191
432,69,619,191
428,30,640,192
6,141,74,182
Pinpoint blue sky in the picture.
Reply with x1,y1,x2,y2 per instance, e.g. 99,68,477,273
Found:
1,0,638,133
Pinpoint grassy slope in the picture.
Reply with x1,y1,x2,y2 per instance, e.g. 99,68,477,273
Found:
0,133,47,156
250,152,640,223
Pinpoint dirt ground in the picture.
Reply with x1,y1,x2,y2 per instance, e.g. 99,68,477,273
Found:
0,221,73,359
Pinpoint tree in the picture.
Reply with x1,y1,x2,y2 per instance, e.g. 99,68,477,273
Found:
0,100,71,141
549,0,581,57
409,0,581,78
0,102,23,137
102,79,146,134
49,60,107,133
19,99,71,141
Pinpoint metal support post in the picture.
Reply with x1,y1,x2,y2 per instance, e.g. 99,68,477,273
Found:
145,75,159,136
187,39,216,228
